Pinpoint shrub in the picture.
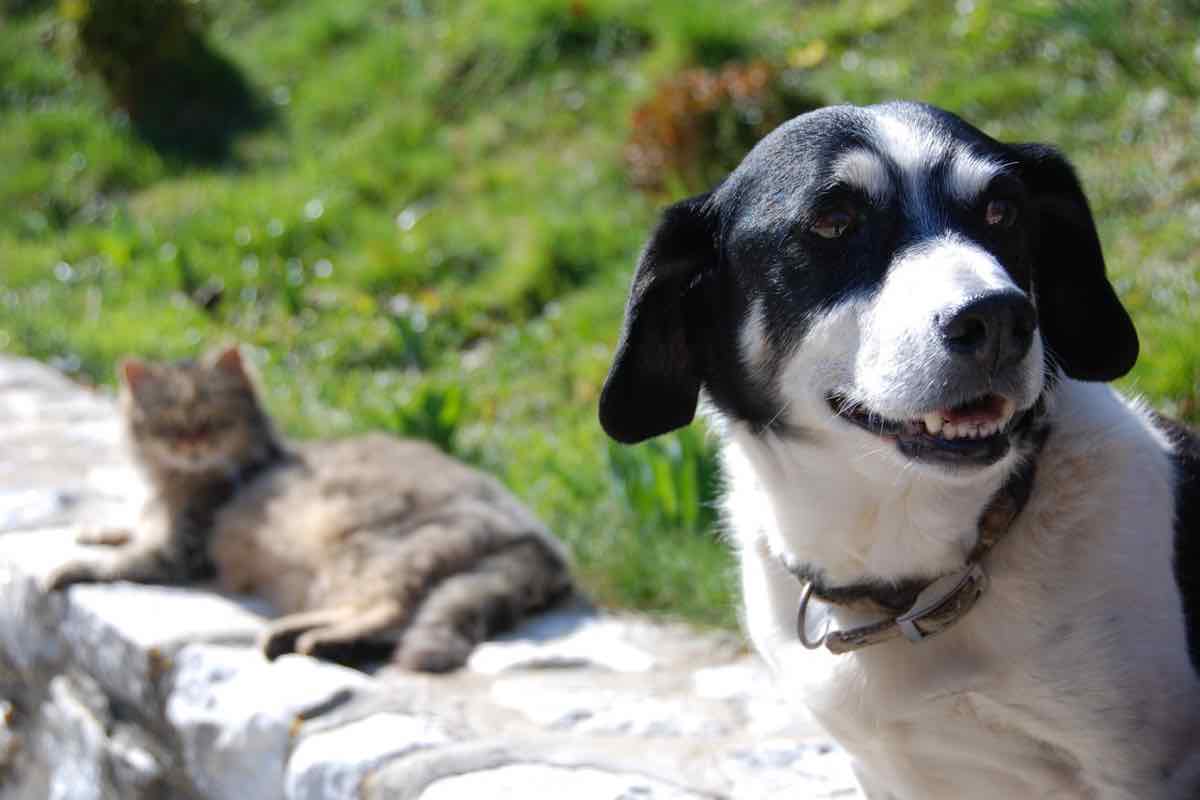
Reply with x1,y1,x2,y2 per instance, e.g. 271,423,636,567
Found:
61,0,207,104
625,60,822,194
58,0,269,159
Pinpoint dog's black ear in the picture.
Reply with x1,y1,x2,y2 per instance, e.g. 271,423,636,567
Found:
1012,143,1138,381
599,193,718,444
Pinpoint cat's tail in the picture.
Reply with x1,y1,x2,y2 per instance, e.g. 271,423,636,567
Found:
393,537,573,673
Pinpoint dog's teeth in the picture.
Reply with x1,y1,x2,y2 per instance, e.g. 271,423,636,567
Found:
943,424,959,440
998,398,1017,429
923,412,944,436
979,422,995,438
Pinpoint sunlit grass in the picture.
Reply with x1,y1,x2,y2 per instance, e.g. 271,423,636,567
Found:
1,0,1197,627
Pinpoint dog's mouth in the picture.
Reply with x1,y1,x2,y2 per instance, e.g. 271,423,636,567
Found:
827,392,1019,467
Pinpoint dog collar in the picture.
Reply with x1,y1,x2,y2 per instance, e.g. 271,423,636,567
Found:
793,446,1041,655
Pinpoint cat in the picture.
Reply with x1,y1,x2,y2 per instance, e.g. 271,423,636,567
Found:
45,346,574,672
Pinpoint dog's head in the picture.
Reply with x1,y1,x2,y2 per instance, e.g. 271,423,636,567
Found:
600,102,1137,474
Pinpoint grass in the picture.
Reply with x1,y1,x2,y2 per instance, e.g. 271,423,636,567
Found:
1,0,1198,628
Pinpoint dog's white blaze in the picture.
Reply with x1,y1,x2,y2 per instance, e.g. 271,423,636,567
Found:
874,112,1007,226
873,113,941,176
871,113,942,233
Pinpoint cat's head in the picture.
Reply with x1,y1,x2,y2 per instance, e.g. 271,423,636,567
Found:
119,346,273,473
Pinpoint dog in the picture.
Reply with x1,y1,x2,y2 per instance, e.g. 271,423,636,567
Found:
599,101,1200,799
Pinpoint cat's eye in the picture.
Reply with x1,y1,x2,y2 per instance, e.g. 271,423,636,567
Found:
985,198,1017,228
812,209,856,239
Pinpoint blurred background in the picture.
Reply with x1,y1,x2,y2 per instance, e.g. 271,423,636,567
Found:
2,0,1198,628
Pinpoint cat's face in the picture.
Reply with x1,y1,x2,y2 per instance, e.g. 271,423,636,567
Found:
120,347,268,473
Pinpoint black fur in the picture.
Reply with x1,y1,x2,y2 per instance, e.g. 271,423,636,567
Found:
599,102,1137,444
598,194,719,444
1153,412,1200,673
1007,143,1139,381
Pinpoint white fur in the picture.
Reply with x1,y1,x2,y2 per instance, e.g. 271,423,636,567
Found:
738,298,770,370
948,151,1006,202
873,112,942,177
874,110,1006,231
854,234,1045,420
722,374,1200,799
833,149,894,203
873,112,945,234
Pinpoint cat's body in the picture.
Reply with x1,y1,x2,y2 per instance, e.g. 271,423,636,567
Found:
48,347,573,671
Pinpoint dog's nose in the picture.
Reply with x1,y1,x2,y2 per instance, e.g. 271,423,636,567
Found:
939,290,1037,371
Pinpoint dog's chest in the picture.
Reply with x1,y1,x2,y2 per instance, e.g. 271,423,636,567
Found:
801,643,1098,798
730,386,1200,798
744,543,1108,795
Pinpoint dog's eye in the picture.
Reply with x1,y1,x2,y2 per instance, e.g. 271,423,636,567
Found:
813,209,855,239
985,198,1017,228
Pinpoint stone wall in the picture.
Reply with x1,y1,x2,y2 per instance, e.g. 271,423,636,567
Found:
0,356,860,799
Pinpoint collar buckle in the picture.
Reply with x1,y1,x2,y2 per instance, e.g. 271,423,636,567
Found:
798,562,990,655
895,562,988,642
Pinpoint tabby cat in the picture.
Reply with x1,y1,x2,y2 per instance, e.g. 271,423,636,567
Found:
46,346,574,672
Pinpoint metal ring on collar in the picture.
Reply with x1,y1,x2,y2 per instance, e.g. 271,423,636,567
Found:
796,581,832,650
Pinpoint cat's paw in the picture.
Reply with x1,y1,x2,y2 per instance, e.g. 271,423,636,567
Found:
75,526,133,547
293,627,376,660
394,627,473,673
43,561,103,592
259,625,302,661
259,611,343,661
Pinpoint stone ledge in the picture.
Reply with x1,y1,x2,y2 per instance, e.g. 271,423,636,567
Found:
0,354,861,799
167,644,377,800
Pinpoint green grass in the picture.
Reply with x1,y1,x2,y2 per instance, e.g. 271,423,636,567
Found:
2,0,1198,628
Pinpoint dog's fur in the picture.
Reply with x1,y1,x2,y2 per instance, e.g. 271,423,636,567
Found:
600,102,1200,798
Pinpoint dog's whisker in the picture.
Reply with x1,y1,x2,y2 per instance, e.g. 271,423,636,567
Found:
764,396,795,431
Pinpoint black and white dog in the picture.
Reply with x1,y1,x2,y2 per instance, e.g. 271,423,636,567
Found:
599,102,1200,798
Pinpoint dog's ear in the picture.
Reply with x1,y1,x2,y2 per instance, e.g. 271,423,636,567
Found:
1011,143,1138,381
599,193,718,444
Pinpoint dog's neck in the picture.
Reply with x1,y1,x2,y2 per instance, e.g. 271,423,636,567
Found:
722,420,1038,601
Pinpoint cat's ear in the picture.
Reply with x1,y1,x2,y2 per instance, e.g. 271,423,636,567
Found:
209,346,249,382
119,358,150,392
